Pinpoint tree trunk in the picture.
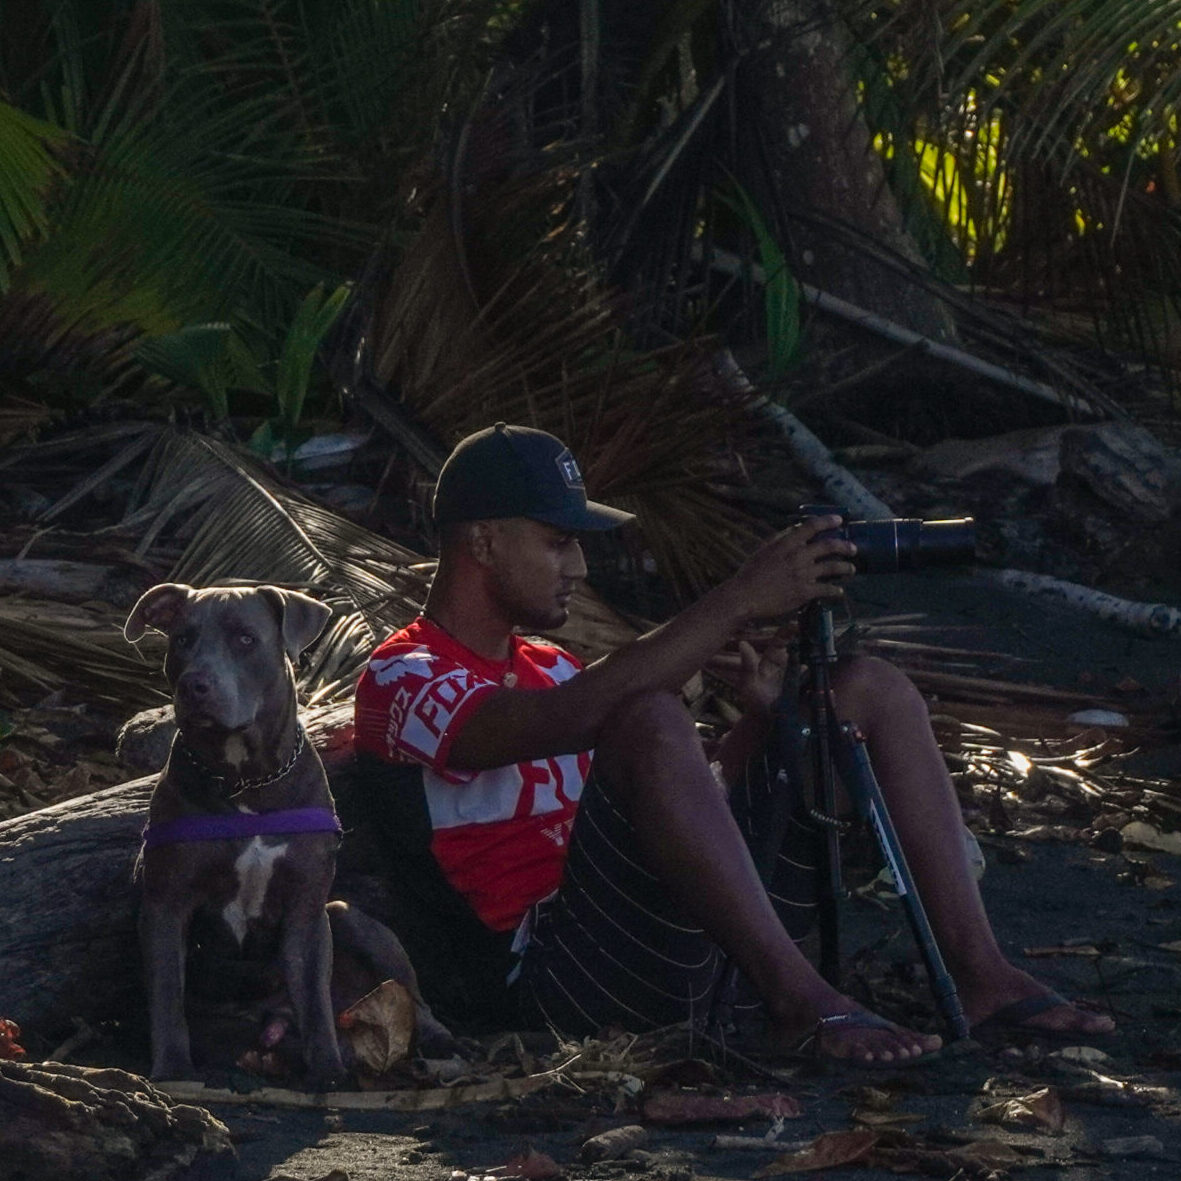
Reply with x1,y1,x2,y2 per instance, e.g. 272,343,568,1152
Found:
738,0,956,343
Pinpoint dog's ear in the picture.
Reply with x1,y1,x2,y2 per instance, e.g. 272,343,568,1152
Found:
124,583,195,641
258,588,332,660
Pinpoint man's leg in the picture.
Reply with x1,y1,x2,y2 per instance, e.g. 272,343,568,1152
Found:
581,691,941,1063
831,656,1114,1036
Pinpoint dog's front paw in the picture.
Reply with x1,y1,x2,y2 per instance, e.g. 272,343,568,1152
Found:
303,1048,350,1094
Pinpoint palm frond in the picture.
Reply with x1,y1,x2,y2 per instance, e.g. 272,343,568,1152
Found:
365,136,764,598
120,427,637,699
840,0,1181,383
0,100,69,291
0,597,169,710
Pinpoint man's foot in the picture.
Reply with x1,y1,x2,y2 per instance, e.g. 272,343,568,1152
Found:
770,1007,943,1067
964,970,1115,1042
969,989,1114,1043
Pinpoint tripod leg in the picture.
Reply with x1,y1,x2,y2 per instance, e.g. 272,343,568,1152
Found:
833,724,970,1041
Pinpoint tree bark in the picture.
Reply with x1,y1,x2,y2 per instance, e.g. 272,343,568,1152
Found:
0,778,151,1049
738,0,956,343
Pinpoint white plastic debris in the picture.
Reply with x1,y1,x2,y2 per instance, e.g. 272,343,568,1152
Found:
1066,709,1130,728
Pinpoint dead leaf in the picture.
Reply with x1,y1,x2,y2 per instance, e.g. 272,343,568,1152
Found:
978,1086,1065,1133
336,979,415,1074
1022,944,1101,958
642,1090,801,1124
754,1131,879,1175
847,1085,893,1112
851,1109,925,1127
1015,824,1085,843
950,1139,1025,1168
1050,1045,1111,1066
580,1125,647,1162
495,1149,564,1178
869,1134,1023,1178
0,1018,26,1060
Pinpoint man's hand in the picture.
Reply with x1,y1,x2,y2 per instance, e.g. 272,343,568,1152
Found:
444,515,855,769
736,624,796,718
727,516,856,622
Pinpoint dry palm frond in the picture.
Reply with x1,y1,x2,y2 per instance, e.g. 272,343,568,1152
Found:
123,427,637,701
0,395,55,448
120,427,430,701
0,421,639,709
368,136,765,599
0,598,168,710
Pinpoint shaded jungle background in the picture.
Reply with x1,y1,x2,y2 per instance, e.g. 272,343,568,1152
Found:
4,5,1181,1178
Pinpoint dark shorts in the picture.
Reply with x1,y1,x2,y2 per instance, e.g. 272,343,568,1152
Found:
518,753,822,1036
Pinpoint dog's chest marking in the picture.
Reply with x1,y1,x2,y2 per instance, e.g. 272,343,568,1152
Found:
223,733,248,769
222,837,288,944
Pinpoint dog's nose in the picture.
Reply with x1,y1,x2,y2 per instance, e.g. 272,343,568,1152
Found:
179,671,212,699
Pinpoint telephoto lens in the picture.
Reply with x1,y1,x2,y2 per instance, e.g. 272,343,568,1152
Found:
801,505,975,574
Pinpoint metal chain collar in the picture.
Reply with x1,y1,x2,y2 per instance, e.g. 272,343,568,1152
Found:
177,725,307,797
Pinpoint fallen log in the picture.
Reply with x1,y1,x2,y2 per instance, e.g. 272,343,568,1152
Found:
981,569,1181,638
0,776,153,1050
0,1060,234,1180
0,558,153,607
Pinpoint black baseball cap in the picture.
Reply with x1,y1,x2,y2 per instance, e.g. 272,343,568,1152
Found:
433,422,634,531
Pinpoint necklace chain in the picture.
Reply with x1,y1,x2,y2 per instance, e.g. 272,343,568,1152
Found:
422,613,517,687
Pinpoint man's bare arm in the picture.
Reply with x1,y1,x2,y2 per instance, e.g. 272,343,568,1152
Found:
446,516,854,769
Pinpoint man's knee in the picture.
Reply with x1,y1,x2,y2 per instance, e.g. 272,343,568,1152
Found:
594,690,699,776
832,655,926,725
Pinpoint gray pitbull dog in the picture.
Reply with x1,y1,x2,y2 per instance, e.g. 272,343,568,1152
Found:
126,583,447,1087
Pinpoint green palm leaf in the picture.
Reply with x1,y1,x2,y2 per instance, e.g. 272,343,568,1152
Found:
0,101,69,291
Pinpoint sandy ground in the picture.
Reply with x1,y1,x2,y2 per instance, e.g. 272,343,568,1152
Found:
157,569,1181,1181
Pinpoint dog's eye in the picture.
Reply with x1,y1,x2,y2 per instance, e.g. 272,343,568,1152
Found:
174,631,193,648
237,633,256,647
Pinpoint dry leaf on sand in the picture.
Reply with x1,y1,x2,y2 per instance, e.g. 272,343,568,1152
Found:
979,1086,1066,1134
494,1149,564,1178
643,1090,801,1124
852,1108,925,1127
754,1130,879,1175
336,979,416,1074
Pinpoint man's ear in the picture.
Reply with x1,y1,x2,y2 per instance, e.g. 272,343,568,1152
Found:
469,521,496,567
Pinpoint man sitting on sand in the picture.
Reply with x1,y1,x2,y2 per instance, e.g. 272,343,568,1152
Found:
354,422,1113,1064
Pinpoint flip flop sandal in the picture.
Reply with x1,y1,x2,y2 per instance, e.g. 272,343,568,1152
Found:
969,992,1113,1045
788,1011,941,1068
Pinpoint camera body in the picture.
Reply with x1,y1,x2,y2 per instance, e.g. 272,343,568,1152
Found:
802,504,975,574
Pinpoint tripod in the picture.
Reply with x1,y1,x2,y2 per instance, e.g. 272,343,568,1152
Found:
712,600,970,1041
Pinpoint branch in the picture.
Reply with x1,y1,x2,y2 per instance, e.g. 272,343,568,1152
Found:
714,350,894,519
981,569,1181,639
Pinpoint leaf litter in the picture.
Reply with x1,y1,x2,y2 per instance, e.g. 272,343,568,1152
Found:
3,424,1181,1178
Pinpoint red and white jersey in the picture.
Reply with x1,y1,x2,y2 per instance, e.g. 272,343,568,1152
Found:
354,617,591,931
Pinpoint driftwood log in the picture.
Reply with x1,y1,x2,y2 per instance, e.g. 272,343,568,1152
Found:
0,705,387,1052
0,1060,234,1180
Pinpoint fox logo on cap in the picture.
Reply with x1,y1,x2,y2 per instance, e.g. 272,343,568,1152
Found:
555,450,584,490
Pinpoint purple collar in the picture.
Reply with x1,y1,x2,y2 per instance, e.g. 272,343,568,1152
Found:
142,807,341,849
